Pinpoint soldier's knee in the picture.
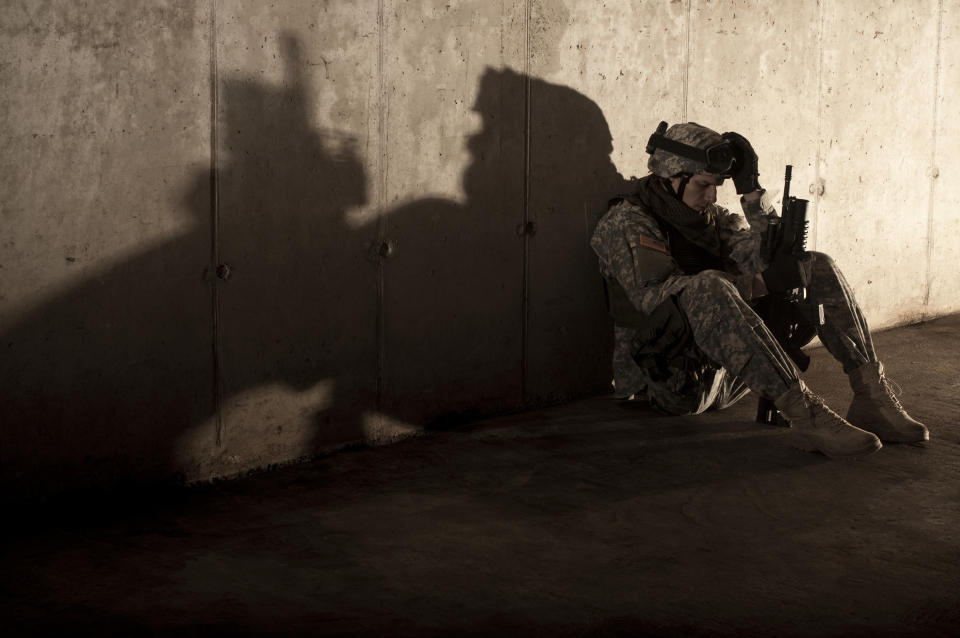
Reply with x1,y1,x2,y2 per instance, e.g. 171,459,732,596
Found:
807,251,844,279
687,269,739,297
808,251,835,268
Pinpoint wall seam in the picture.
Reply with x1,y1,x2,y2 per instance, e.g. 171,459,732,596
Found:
923,0,944,318
521,0,531,405
376,0,387,412
682,0,691,120
209,0,224,447
813,0,826,250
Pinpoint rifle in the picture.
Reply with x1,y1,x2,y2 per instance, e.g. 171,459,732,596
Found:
754,165,819,425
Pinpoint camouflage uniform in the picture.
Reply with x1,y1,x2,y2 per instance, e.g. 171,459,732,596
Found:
591,181,878,415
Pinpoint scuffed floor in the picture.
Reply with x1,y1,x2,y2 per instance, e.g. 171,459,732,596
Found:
3,316,959,637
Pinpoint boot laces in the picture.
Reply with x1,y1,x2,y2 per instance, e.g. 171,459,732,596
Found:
802,390,849,433
879,373,906,412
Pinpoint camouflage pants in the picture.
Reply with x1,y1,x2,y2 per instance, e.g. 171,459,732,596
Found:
644,251,876,415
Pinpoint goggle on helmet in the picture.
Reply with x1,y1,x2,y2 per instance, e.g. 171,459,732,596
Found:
646,121,735,177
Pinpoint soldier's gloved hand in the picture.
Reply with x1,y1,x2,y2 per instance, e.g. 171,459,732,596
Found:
761,251,805,293
722,131,761,194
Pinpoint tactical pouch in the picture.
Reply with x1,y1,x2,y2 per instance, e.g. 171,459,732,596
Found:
602,278,700,382
602,276,649,328
628,297,696,380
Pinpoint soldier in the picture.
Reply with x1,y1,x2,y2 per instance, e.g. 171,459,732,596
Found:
590,121,929,459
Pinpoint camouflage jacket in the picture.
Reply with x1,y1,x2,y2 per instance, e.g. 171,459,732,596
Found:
590,184,776,397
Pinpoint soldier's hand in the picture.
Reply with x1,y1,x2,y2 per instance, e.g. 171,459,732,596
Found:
722,131,761,195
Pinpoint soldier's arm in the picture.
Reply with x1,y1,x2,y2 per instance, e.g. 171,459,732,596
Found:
716,192,777,275
591,202,691,315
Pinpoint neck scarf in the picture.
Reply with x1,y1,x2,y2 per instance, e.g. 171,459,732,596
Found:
626,175,722,257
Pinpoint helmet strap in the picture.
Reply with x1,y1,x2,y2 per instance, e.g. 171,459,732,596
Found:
675,174,692,202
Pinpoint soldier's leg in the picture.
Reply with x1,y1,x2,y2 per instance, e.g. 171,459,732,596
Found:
804,252,876,373
628,270,880,457
677,269,881,458
677,270,799,400
806,252,928,443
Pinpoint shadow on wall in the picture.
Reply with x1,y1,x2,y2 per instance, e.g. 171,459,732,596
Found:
0,35,625,500
206,35,377,463
380,67,626,424
0,34,373,499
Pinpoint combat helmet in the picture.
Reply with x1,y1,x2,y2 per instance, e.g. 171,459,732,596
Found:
646,121,734,178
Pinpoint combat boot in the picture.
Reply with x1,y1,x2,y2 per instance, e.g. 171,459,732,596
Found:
846,361,929,444
775,380,882,459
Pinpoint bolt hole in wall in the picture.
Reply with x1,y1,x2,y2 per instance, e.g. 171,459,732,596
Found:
0,0,956,497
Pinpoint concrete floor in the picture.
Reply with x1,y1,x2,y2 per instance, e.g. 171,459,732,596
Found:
3,315,960,637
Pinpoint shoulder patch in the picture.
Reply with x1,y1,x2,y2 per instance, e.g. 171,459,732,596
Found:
635,234,669,254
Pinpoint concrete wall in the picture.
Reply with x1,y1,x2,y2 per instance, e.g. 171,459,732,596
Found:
2,0,956,497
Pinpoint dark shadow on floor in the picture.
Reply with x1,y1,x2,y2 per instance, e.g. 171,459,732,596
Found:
2,315,958,637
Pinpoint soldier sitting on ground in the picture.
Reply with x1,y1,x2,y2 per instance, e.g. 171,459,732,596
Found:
590,121,929,459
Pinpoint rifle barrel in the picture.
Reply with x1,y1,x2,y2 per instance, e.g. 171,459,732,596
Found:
782,164,792,217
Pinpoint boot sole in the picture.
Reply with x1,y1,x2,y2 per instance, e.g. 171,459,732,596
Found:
845,409,930,446
790,432,883,460
855,430,929,446
886,437,930,447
